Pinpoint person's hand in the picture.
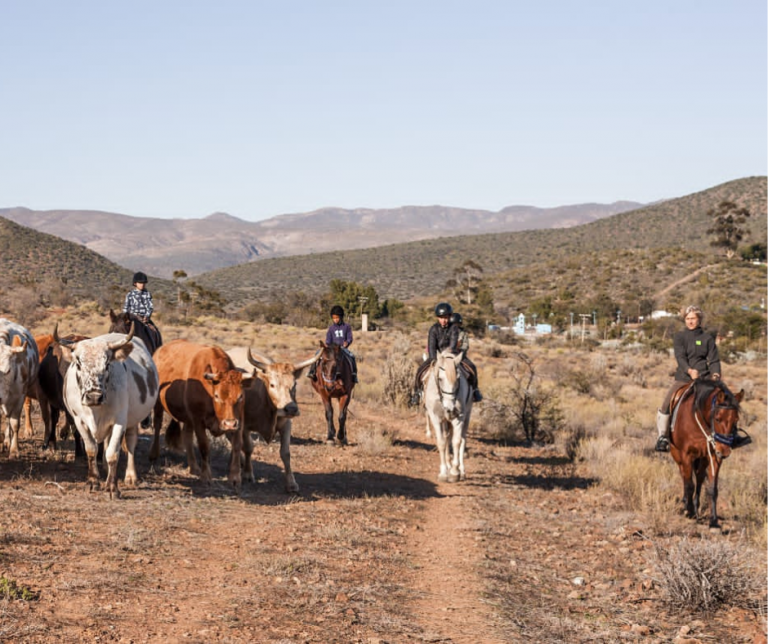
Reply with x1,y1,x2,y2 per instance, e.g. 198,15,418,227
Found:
688,368,699,380
712,373,721,381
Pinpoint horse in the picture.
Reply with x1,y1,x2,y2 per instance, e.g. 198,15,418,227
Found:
108,309,162,356
669,378,744,528
423,349,473,482
310,341,355,445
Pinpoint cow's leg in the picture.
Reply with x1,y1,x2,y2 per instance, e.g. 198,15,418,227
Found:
22,397,34,439
104,425,125,500
226,428,243,493
75,421,101,490
337,396,349,446
41,397,55,450
279,420,299,493
148,401,164,462
70,414,85,460
7,411,22,459
191,424,211,484
123,425,139,487
324,399,336,444
240,428,254,483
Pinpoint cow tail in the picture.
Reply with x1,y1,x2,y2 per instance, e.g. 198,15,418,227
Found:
166,419,182,450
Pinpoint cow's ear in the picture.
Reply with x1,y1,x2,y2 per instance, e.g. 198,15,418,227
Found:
204,371,221,384
113,343,134,361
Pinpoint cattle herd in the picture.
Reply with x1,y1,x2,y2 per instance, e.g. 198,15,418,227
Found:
4,316,320,498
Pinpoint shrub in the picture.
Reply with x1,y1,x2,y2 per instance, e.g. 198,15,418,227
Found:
381,334,416,408
651,535,765,613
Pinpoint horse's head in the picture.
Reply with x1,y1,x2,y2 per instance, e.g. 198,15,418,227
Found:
697,380,744,455
432,350,463,419
108,309,132,334
317,342,342,391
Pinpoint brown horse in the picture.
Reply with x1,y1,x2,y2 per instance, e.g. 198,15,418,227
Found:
669,379,744,528
311,341,355,445
108,309,162,355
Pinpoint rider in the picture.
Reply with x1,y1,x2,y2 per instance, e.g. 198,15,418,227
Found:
123,271,155,324
409,302,482,407
655,304,747,451
307,305,358,383
450,312,483,402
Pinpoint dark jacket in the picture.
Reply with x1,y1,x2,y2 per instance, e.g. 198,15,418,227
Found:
427,322,459,361
326,321,353,347
673,326,721,381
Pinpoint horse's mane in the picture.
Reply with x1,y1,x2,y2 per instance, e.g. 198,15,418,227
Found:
693,379,739,411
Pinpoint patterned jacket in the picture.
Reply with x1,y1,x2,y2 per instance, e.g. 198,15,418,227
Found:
123,289,154,319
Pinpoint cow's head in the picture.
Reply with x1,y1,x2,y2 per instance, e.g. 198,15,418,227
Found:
58,326,134,407
247,349,317,418
203,369,254,432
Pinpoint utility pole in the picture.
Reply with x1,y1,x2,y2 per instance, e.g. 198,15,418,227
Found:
570,312,574,340
579,314,590,343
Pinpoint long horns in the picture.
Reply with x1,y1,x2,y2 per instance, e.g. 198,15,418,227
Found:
107,321,135,351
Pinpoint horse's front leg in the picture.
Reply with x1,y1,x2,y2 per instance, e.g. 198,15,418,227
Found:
337,396,349,446
323,399,337,444
677,460,695,518
448,417,464,483
707,461,722,528
693,458,707,520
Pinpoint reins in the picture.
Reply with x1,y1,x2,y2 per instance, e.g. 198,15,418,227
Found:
687,384,739,476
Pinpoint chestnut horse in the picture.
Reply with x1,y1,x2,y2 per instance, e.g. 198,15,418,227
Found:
311,342,355,445
669,379,744,528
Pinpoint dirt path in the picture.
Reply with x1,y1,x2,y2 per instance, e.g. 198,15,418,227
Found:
653,264,717,300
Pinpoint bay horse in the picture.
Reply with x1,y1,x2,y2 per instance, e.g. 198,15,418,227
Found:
108,309,162,356
669,378,744,528
423,349,473,482
311,341,355,445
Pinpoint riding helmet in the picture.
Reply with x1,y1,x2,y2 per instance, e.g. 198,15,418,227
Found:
330,305,345,318
450,312,463,326
434,302,453,318
132,271,148,284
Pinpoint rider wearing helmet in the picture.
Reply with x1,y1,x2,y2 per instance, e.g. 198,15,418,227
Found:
408,302,464,407
307,305,358,383
123,271,154,323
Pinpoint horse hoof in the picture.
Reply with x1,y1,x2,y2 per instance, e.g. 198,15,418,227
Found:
326,439,336,446
447,474,460,483
438,473,449,482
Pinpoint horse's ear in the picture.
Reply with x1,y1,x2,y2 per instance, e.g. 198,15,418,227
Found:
318,340,326,348
109,309,117,322
736,389,745,403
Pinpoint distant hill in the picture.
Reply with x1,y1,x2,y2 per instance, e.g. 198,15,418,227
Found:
0,200,643,278
192,177,767,306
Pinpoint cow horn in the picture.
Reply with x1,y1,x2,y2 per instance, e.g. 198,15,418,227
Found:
295,352,320,371
247,348,273,370
107,321,135,351
53,322,76,347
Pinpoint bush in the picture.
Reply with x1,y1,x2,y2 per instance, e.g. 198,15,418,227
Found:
652,535,765,613
381,334,416,409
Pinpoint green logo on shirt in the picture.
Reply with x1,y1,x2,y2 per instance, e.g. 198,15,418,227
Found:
696,340,702,345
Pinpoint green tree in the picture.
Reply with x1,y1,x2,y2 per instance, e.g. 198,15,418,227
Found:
328,279,381,319
740,242,766,262
706,201,751,259
446,260,484,305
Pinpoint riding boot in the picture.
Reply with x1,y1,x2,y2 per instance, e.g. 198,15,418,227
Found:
307,361,317,381
353,372,359,384
472,388,483,403
408,389,422,408
655,410,670,452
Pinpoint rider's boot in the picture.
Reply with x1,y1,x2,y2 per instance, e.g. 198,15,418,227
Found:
655,410,670,452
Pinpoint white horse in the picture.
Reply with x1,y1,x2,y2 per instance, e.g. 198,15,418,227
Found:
422,349,473,482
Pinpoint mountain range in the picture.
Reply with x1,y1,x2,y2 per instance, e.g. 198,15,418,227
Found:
0,201,644,278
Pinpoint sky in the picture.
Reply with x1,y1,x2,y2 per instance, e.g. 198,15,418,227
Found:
1,1,766,221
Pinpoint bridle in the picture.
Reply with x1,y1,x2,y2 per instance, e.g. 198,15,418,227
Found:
691,386,740,474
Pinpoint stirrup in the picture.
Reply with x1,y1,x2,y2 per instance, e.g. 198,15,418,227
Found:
731,429,752,449
472,389,483,403
655,436,670,452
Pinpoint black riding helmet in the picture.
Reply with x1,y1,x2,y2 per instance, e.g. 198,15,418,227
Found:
133,271,148,284
330,305,345,318
450,312,463,326
434,302,453,318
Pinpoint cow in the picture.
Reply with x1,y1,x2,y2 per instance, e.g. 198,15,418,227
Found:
59,326,158,498
25,328,88,456
0,319,39,458
149,340,255,493
227,347,317,493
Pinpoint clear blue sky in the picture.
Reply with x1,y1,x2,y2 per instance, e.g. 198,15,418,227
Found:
1,1,765,221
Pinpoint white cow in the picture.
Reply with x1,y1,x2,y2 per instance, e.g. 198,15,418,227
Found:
423,349,473,482
0,319,39,458
60,327,158,498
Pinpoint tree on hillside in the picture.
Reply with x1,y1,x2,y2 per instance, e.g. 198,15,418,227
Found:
328,279,381,319
706,201,751,259
446,260,484,305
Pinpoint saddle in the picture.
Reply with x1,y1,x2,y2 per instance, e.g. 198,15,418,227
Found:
669,383,695,434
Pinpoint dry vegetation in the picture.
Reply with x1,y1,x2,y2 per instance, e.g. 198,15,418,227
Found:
0,306,760,642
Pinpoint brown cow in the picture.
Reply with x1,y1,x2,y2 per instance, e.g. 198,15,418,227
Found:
150,339,255,492
227,347,317,493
